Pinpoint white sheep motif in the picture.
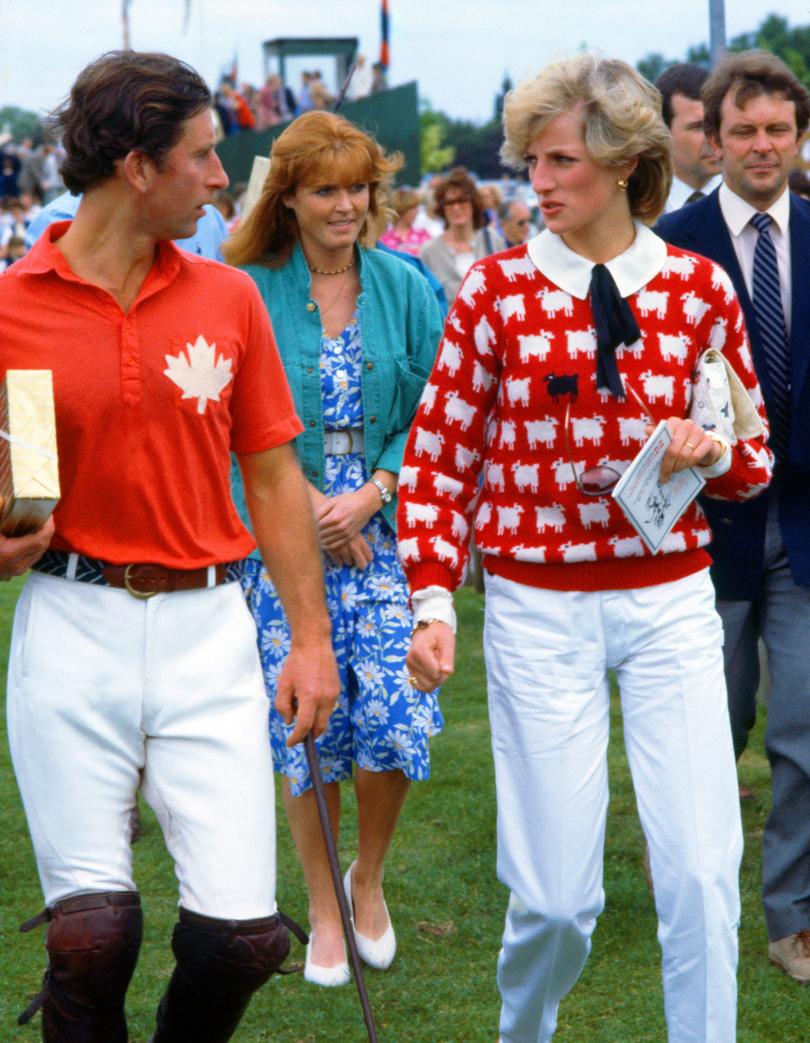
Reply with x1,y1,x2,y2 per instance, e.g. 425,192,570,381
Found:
538,287,574,317
444,391,477,431
535,503,566,533
525,417,558,449
496,504,524,535
414,427,445,461
431,535,459,568
459,267,486,306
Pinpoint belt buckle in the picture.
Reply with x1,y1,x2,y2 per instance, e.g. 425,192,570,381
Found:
123,564,158,600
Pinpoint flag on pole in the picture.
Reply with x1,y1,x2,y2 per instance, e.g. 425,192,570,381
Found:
379,0,390,71
122,0,131,50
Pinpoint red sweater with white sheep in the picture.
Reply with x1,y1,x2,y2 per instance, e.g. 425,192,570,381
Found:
397,238,773,594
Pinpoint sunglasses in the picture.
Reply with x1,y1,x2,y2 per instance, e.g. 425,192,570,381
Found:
444,197,472,208
564,382,653,496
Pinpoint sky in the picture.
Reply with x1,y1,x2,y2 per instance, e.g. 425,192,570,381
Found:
2,1,809,123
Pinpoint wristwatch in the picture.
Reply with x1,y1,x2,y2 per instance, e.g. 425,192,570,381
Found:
370,477,392,505
412,618,444,634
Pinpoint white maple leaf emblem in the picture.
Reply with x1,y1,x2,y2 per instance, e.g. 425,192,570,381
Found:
164,335,234,415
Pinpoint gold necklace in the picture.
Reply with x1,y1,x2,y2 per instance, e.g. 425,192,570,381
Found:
307,258,355,275
314,268,355,320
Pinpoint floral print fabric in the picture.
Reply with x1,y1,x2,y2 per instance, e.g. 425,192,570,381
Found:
240,317,443,795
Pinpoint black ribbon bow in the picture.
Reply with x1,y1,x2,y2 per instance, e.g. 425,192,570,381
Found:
589,263,640,398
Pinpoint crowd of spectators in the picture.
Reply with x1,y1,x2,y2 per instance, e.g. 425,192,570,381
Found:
213,56,389,136
0,133,63,270
0,50,517,276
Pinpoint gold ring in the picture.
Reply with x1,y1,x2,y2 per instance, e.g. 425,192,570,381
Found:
408,675,419,687
685,441,697,450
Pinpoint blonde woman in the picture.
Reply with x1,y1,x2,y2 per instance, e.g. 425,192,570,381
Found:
379,186,432,256
399,55,772,1041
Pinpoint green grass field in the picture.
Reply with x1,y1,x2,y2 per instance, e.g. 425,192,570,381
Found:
1,581,808,1041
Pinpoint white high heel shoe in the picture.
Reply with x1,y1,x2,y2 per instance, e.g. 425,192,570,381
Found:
303,936,350,987
343,860,397,970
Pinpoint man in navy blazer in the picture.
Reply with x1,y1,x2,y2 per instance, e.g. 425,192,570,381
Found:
657,51,810,983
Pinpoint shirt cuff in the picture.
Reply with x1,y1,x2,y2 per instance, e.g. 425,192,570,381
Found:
410,585,457,633
697,443,732,479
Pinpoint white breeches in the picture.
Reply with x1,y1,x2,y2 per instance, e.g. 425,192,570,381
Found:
7,571,277,919
485,569,741,1043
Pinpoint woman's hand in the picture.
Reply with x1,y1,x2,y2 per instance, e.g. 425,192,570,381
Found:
650,418,725,483
316,486,380,549
306,481,375,568
407,621,455,691
326,533,374,570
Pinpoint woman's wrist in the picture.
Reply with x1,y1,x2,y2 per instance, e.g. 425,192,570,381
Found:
411,586,457,634
697,433,732,478
368,476,393,506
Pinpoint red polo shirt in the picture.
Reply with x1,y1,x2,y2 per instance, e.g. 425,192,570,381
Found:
0,222,303,567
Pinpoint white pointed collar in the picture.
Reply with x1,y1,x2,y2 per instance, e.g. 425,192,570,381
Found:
526,220,668,300
719,182,790,238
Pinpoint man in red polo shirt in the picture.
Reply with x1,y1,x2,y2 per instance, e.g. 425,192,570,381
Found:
0,51,338,1043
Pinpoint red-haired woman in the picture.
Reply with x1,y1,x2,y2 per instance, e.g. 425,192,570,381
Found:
225,112,444,987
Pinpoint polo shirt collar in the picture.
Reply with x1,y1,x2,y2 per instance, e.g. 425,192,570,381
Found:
719,181,790,238
525,220,667,300
15,221,73,276
17,219,183,294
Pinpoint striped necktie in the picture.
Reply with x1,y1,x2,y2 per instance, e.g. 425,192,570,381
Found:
750,211,790,462
684,189,705,204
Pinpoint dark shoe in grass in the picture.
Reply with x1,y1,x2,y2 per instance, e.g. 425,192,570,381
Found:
769,931,810,984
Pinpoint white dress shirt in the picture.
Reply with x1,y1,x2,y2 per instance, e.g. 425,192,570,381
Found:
718,182,792,335
664,173,722,213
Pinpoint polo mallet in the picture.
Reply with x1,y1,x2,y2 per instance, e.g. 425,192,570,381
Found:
332,62,357,113
303,730,380,1043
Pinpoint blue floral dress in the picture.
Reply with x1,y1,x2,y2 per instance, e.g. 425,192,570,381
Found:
240,316,443,796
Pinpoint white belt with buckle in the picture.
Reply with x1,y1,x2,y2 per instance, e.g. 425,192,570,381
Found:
324,429,364,455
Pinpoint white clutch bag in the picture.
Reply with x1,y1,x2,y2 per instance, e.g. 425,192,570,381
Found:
689,348,765,444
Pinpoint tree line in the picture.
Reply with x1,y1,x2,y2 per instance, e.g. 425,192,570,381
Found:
420,13,810,179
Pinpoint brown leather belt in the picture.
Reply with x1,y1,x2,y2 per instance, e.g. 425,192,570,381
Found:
32,550,241,599
103,562,230,599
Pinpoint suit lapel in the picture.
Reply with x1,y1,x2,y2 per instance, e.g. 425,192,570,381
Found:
789,193,810,397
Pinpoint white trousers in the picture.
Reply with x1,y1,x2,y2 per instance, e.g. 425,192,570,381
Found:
484,569,742,1043
7,572,277,919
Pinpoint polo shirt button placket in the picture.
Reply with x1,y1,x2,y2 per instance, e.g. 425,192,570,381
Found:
121,314,141,405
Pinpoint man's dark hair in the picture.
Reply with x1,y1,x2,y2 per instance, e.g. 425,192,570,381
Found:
655,63,710,127
702,50,810,141
788,167,810,198
54,51,212,194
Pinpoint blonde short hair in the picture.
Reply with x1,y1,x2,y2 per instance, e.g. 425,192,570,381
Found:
501,54,672,223
224,111,401,268
390,187,420,218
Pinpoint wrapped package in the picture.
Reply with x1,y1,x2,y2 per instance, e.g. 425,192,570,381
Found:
0,370,60,536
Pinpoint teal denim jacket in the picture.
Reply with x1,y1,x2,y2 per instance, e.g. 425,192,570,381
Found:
231,243,443,552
